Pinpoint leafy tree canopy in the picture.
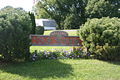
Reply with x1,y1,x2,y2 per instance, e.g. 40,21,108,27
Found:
34,0,87,29
34,0,120,29
85,0,120,18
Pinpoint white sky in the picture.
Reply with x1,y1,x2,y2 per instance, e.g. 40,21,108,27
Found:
0,0,33,11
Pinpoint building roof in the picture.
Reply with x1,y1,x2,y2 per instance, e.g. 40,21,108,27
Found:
35,19,57,27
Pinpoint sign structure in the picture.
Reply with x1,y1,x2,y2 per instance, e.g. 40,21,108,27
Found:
30,31,82,46
50,31,68,37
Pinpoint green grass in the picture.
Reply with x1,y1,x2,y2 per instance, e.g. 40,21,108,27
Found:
0,59,120,80
44,30,79,36
30,46,80,52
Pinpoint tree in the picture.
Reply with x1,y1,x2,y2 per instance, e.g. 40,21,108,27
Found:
29,12,36,34
63,14,81,29
34,0,120,30
34,0,87,29
0,6,32,61
85,0,120,18
108,0,120,17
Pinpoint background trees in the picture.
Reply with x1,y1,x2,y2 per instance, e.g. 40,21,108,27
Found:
85,0,120,18
34,0,120,29
34,0,87,29
0,6,32,61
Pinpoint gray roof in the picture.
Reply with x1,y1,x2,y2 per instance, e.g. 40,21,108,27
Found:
35,19,57,27
43,20,57,27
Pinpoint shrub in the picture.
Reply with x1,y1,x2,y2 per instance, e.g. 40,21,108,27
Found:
0,6,32,62
35,26,44,35
79,17,120,61
95,44,120,61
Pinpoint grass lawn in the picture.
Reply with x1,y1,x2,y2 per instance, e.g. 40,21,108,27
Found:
0,59,120,80
44,30,79,36
30,46,81,52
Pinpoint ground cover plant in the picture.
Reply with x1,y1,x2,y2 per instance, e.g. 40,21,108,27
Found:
0,59,120,80
30,47,88,60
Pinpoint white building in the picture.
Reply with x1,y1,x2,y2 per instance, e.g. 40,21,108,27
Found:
35,19,57,30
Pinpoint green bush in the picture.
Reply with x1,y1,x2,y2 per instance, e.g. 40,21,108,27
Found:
95,44,120,61
0,6,32,62
35,26,44,35
79,17,120,61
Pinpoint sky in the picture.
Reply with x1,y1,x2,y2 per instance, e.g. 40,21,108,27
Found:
0,0,34,11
